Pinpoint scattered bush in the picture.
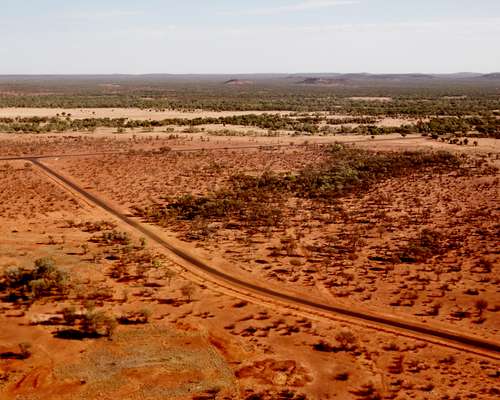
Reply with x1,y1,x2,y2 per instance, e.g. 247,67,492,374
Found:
180,283,196,301
134,146,462,237
335,330,358,351
81,310,117,337
57,306,117,339
0,343,32,360
117,309,151,325
90,230,131,245
0,257,68,301
399,229,443,262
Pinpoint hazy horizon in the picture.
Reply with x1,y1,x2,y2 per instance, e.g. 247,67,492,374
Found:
2,0,500,74
0,71,499,76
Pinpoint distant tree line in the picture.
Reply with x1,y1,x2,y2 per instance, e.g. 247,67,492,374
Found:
0,82,499,116
1,114,498,138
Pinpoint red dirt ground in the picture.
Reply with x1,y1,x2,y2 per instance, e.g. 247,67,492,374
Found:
0,132,498,399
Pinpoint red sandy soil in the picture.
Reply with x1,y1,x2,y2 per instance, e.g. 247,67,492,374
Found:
0,131,357,157
44,139,500,339
55,146,328,209
0,134,499,399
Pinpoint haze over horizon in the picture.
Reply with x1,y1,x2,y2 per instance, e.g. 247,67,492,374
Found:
2,0,499,75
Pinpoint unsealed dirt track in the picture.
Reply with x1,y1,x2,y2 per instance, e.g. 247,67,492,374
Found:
26,156,500,362
0,136,424,161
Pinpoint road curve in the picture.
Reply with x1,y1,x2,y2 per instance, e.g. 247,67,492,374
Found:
30,158,500,361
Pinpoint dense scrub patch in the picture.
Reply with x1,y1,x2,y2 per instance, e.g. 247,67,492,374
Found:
1,76,499,117
398,229,445,263
0,114,322,134
1,113,498,138
416,116,500,139
133,145,462,233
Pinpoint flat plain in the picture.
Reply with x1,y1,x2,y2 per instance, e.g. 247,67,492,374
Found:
0,75,499,399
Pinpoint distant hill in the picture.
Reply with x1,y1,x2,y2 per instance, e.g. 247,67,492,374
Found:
435,72,484,79
294,72,500,86
476,73,500,80
223,79,254,86
1,73,499,85
0,73,499,95
299,77,347,85
373,73,435,80
297,73,435,86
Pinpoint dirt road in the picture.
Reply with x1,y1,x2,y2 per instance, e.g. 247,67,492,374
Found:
28,157,500,361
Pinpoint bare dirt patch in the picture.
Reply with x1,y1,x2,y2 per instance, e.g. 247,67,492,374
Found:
348,97,393,102
0,108,288,121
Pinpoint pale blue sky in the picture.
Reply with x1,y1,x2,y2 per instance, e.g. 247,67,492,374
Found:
1,0,499,74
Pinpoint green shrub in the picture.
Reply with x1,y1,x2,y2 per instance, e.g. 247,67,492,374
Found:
0,258,68,300
81,310,117,337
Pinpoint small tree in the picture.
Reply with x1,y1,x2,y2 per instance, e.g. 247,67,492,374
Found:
181,283,196,302
164,269,176,286
2,258,69,299
82,310,117,338
475,299,488,317
335,330,357,351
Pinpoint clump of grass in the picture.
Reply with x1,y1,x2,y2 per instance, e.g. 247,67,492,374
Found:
90,230,131,245
117,309,151,325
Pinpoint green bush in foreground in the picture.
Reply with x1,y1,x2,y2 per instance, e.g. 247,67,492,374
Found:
0,257,68,300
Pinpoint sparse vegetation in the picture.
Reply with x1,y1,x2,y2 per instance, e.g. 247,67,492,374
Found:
399,228,444,262
0,343,32,360
0,75,498,400
57,306,117,339
0,257,68,301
